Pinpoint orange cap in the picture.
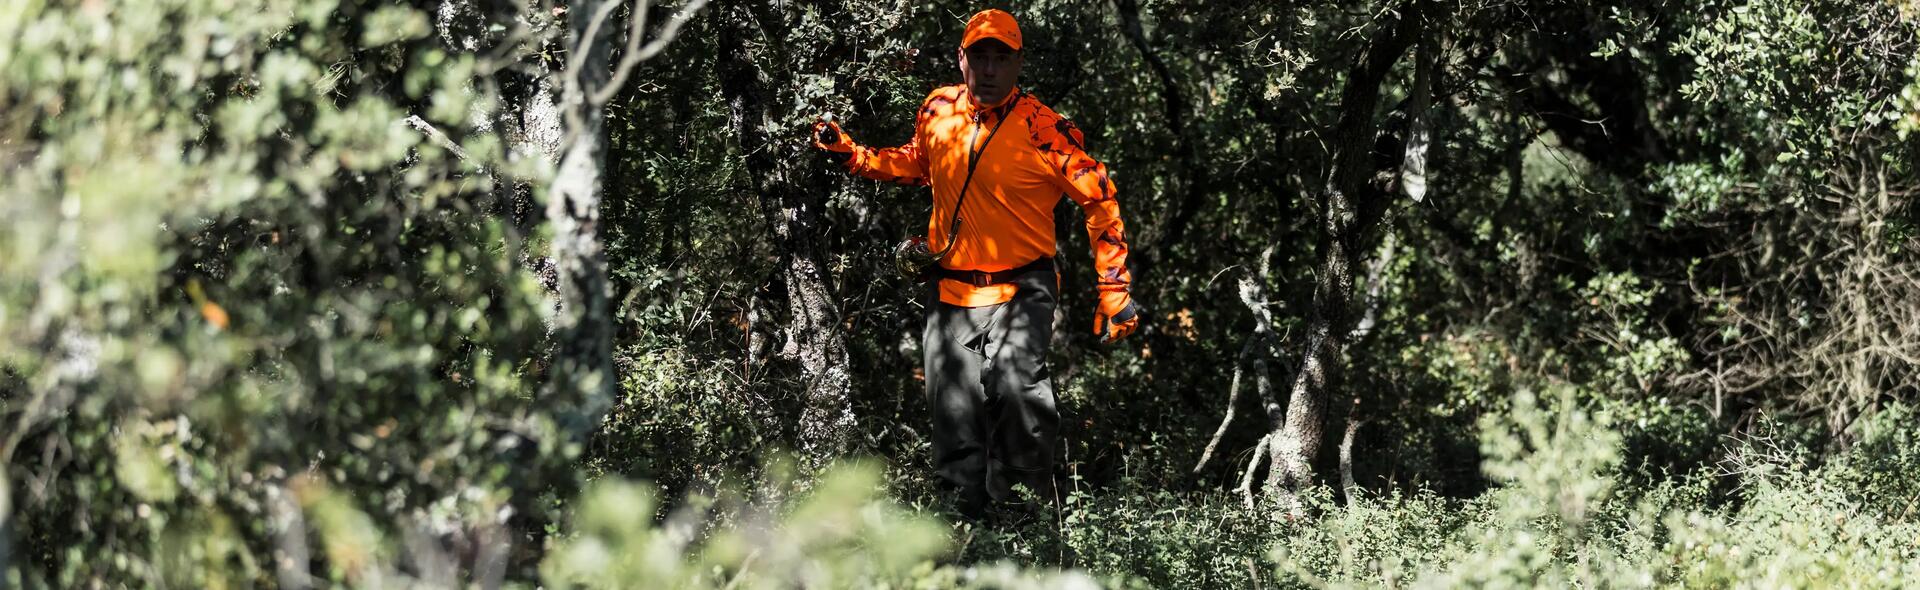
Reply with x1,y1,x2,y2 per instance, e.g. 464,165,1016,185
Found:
960,9,1022,51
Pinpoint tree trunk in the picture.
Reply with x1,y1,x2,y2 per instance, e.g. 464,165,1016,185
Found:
1267,8,1423,512
545,0,620,437
714,3,855,463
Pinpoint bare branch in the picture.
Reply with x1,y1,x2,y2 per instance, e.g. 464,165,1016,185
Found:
270,485,313,590
553,0,623,152
1238,433,1273,511
1194,335,1254,474
403,115,473,163
1340,415,1364,506
475,0,539,75
566,0,625,100
1195,246,1283,473
1349,229,1398,340
591,0,710,105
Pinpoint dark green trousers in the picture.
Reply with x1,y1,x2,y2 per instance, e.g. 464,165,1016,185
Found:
922,268,1059,515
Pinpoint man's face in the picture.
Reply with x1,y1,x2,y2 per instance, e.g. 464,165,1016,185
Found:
958,39,1022,106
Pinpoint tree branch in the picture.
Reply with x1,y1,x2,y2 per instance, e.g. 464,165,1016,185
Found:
1115,0,1206,260
1340,415,1364,506
591,0,710,106
1196,246,1283,473
1239,433,1273,511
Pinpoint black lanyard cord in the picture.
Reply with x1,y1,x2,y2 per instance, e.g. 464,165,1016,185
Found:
933,91,1018,259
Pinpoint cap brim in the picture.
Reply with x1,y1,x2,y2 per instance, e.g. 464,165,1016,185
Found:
963,35,1021,51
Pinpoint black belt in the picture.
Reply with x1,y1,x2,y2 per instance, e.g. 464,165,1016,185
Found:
934,257,1054,287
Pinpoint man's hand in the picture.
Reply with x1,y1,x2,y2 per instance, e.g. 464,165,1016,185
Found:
812,119,854,165
1094,292,1140,343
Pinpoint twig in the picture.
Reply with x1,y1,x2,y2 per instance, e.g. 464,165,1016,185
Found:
475,0,537,75
554,0,624,150
1194,335,1255,473
721,550,758,590
403,115,474,163
1238,432,1273,511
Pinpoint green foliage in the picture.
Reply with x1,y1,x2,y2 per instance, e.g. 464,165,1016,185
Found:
3,0,561,586
541,462,940,588
1269,388,1628,587
1264,393,1920,589
542,461,1097,589
1899,52,1920,137
1576,273,1688,396
1660,407,1920,586
1661,0,1917,204
5,0,1919,587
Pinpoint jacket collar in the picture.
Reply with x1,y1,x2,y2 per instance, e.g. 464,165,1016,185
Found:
963,86,1022,120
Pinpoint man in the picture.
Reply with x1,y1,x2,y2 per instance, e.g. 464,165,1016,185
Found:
811,9,1139,517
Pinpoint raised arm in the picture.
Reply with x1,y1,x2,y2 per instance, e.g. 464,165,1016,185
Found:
812,91,949,186
1030,109,1140,342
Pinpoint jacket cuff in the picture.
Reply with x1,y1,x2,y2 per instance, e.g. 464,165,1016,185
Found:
841,145,868,173
1098,290,1135,318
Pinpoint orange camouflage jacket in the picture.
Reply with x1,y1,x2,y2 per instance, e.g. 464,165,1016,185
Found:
842,85,1134,311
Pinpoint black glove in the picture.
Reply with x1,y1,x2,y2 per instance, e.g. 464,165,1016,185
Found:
812,120,854,165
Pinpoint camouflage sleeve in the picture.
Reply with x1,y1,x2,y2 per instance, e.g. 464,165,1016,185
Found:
1030,107,1134,306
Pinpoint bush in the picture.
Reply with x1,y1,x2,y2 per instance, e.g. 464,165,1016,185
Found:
1263,390,1920,589
541,460,1098,589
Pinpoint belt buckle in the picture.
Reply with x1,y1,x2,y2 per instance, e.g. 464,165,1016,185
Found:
969,271,993,288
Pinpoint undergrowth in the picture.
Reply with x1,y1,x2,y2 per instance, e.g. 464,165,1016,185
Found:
541,393,1920,588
